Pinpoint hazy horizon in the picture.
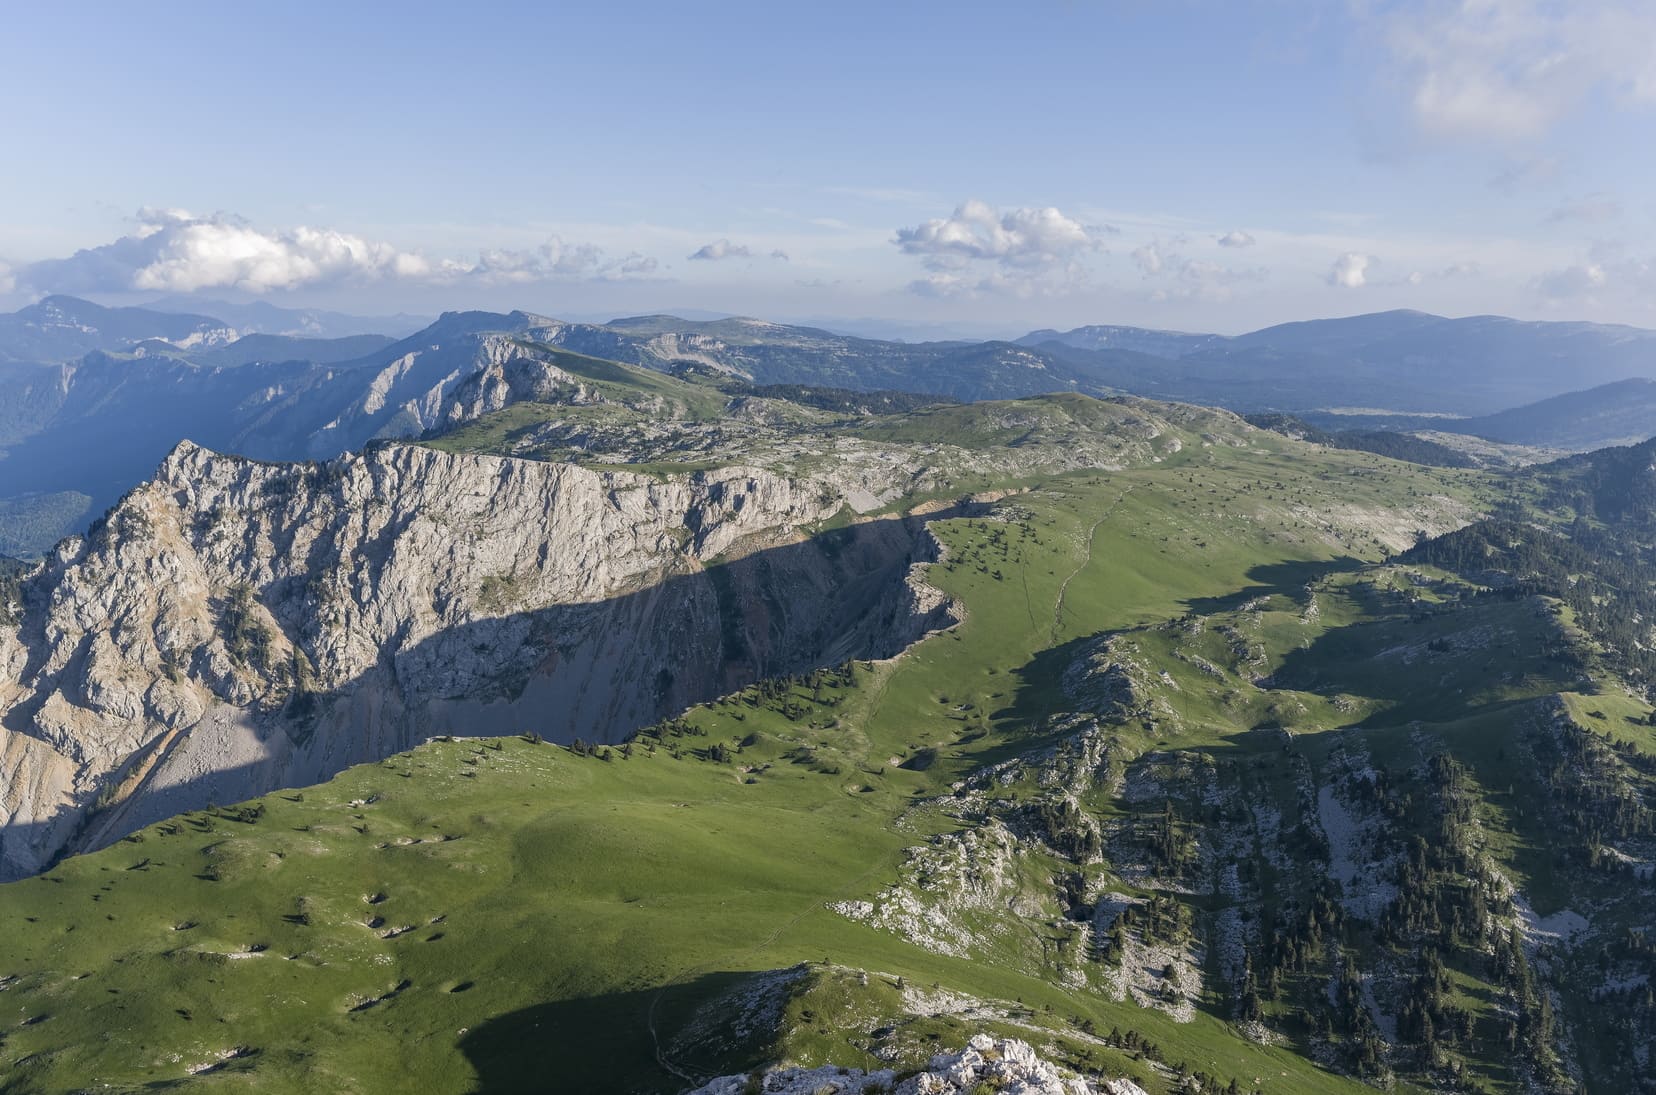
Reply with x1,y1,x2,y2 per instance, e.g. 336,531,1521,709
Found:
27,288,1656,345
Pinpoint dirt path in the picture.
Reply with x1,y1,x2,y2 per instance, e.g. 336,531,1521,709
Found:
1052,485,1135,643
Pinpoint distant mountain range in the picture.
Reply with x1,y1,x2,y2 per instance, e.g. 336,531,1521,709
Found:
0,295,239,364
0,294,417,365
1022,309,1656,417
6,295,1653,417
0,296,1653,555
1298,377,1656,453
139,294,430,339
1439,378,1656,450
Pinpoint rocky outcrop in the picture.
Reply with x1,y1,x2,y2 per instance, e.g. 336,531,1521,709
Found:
685,1034,1149,1095
301,333,593,455
0,441,959,878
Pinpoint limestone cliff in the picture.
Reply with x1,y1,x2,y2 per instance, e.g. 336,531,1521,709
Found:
0,441,956,878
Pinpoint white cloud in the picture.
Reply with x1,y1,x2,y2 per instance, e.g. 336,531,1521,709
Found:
1380,0,1656,140
1217,230,1256,248
471,237,658,283
1535,262,1609,302
896,199,1108,271
615,252,660,277
1131,240,1169,277
1399,261,1480,286
688,239,752,261
18,209,660,294
1129,236,1265,301
1533,243,1654,306
770,249,790,262
0,260,13,295
1327,252,1376,288
1174,260,1266,289
120,208,428,293
474,238,601,281
895,199,1110,296
908,273,970,298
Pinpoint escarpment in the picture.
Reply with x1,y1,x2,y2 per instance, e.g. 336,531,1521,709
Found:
0,441,959,878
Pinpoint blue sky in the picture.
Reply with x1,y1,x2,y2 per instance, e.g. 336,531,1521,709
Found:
2,0,1653,335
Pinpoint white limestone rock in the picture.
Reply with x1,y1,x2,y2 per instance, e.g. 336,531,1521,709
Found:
684,1036,1148,1095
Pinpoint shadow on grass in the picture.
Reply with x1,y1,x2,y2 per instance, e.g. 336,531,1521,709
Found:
459,971,776,1095
1180,556,1364,617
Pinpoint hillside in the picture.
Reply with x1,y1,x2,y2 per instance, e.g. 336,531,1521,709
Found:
4,313,1656,1091
8,386,1656,1091
1442,378,1656,451
1,387,1575,1093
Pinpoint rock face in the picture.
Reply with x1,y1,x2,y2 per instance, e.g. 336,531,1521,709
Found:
685,1034,1149,1095
0,441,958,878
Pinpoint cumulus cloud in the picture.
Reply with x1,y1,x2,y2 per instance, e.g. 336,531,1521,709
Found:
908,273,971,298
1380,0,1656,140
896,200,1108,273
1535,262,1610,302
21,208,433,295
1534,244,1653,306
614,252,660,277
14,209,659,295
471,237,658,283
1216,230,1256,248
1130,240,1168,277
1173,260,1265,289
1399,261,1480,286
1327,252,1376,288
1425,262,1478,282
688,239,752,261
1127,236,1264,301
894,199,1110,296
1547,193,1622,223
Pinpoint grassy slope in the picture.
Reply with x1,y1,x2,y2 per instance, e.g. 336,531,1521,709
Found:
0,436,1535,1094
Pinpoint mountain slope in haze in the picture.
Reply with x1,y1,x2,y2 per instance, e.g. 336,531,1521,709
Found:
184,331,397,367
0,293,415,369
1440,377,1656,450
0,294,238,363
1028,309,1656,416
543,313,1126,400
1016,322,1226,358
141,294,430,338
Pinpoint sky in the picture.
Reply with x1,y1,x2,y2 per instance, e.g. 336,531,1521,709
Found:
1,0,1653,337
